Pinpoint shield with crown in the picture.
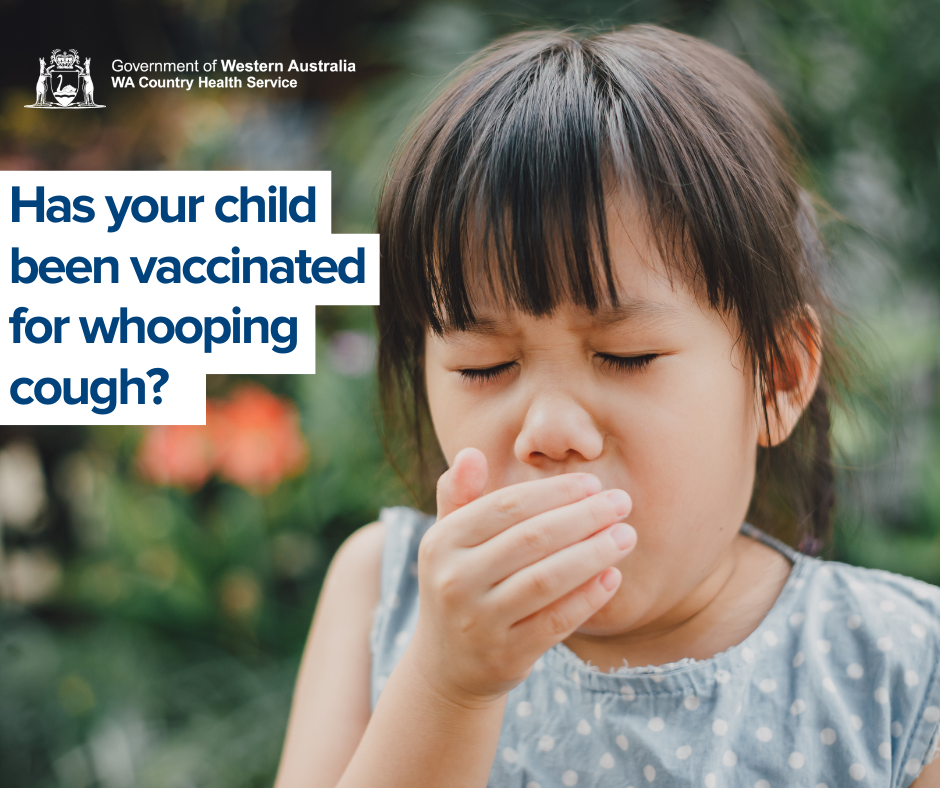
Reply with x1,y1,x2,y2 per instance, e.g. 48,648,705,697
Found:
47,49,83,107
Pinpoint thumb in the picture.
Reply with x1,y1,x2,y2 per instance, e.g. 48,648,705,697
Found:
436,447,488,521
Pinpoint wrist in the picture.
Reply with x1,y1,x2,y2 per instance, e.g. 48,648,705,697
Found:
401,644,508,714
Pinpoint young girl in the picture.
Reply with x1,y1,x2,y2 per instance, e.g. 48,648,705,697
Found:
275,25,940,788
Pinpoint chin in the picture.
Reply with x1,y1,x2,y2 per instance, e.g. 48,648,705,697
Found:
574,597,630,635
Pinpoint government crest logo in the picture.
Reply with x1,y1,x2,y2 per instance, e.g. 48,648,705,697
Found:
26,49,105,109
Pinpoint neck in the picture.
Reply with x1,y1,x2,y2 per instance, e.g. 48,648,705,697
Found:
562,532,792,672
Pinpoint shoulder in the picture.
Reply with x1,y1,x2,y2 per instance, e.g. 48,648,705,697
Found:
331,506,432,576
325,520,385,598
337,519,385,565
794,557,940,668
802,558,940,637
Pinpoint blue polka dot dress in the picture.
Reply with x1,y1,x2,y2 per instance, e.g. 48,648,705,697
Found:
369,506,940,787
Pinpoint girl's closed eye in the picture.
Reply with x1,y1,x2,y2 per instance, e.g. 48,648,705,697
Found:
597,353,660,373
457,361,518,384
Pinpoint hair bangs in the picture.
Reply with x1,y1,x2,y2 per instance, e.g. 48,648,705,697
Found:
410,38,627,334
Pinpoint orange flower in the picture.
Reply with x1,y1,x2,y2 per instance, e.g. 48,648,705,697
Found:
136,403,221,490
213,384,308,494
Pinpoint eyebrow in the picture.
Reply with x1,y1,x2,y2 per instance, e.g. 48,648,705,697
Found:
439,298,686,338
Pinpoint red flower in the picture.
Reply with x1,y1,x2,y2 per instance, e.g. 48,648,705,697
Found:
136,403,221,490
136,384,307,494
213,384,308,494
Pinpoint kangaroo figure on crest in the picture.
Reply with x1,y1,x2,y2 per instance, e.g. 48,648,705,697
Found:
35,57,48,106
82,57,95,106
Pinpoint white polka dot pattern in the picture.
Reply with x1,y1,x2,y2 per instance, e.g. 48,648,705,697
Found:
370,508,940,788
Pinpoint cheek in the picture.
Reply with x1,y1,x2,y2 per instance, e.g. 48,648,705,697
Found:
424,362,517,472
622,358,757,524
424,361,461,461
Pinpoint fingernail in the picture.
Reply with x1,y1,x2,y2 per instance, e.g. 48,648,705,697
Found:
611,524,635,550
607,489,631,516
600,567,620,591
581,474,602,495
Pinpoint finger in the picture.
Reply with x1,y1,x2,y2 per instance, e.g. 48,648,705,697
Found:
509,567,622,648
436,447,489,522
469,489,632,587
439,472,605,548
487,521,636,625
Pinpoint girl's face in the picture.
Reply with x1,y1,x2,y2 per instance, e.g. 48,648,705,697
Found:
424,207,764,635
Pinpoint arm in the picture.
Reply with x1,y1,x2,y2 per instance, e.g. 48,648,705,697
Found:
273,520,384,788
273,519,508,788
336,634,508,788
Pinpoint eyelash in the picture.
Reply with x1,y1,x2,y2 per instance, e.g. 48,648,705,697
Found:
457,354,659,382
457,362,517,383
598,353,659,373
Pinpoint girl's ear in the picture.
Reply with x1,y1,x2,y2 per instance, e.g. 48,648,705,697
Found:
757,305,823,448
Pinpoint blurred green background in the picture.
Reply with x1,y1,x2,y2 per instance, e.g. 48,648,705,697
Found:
1,0,939,785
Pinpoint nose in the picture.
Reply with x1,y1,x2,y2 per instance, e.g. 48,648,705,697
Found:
514,391,604,467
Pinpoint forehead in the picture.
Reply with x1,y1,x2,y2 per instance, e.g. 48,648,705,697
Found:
442,198,706,335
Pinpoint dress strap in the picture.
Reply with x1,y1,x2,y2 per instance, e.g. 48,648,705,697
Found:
739,520,804,565
368,506,435,711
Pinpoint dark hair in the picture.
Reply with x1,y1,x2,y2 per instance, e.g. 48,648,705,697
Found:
374,24,853,554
